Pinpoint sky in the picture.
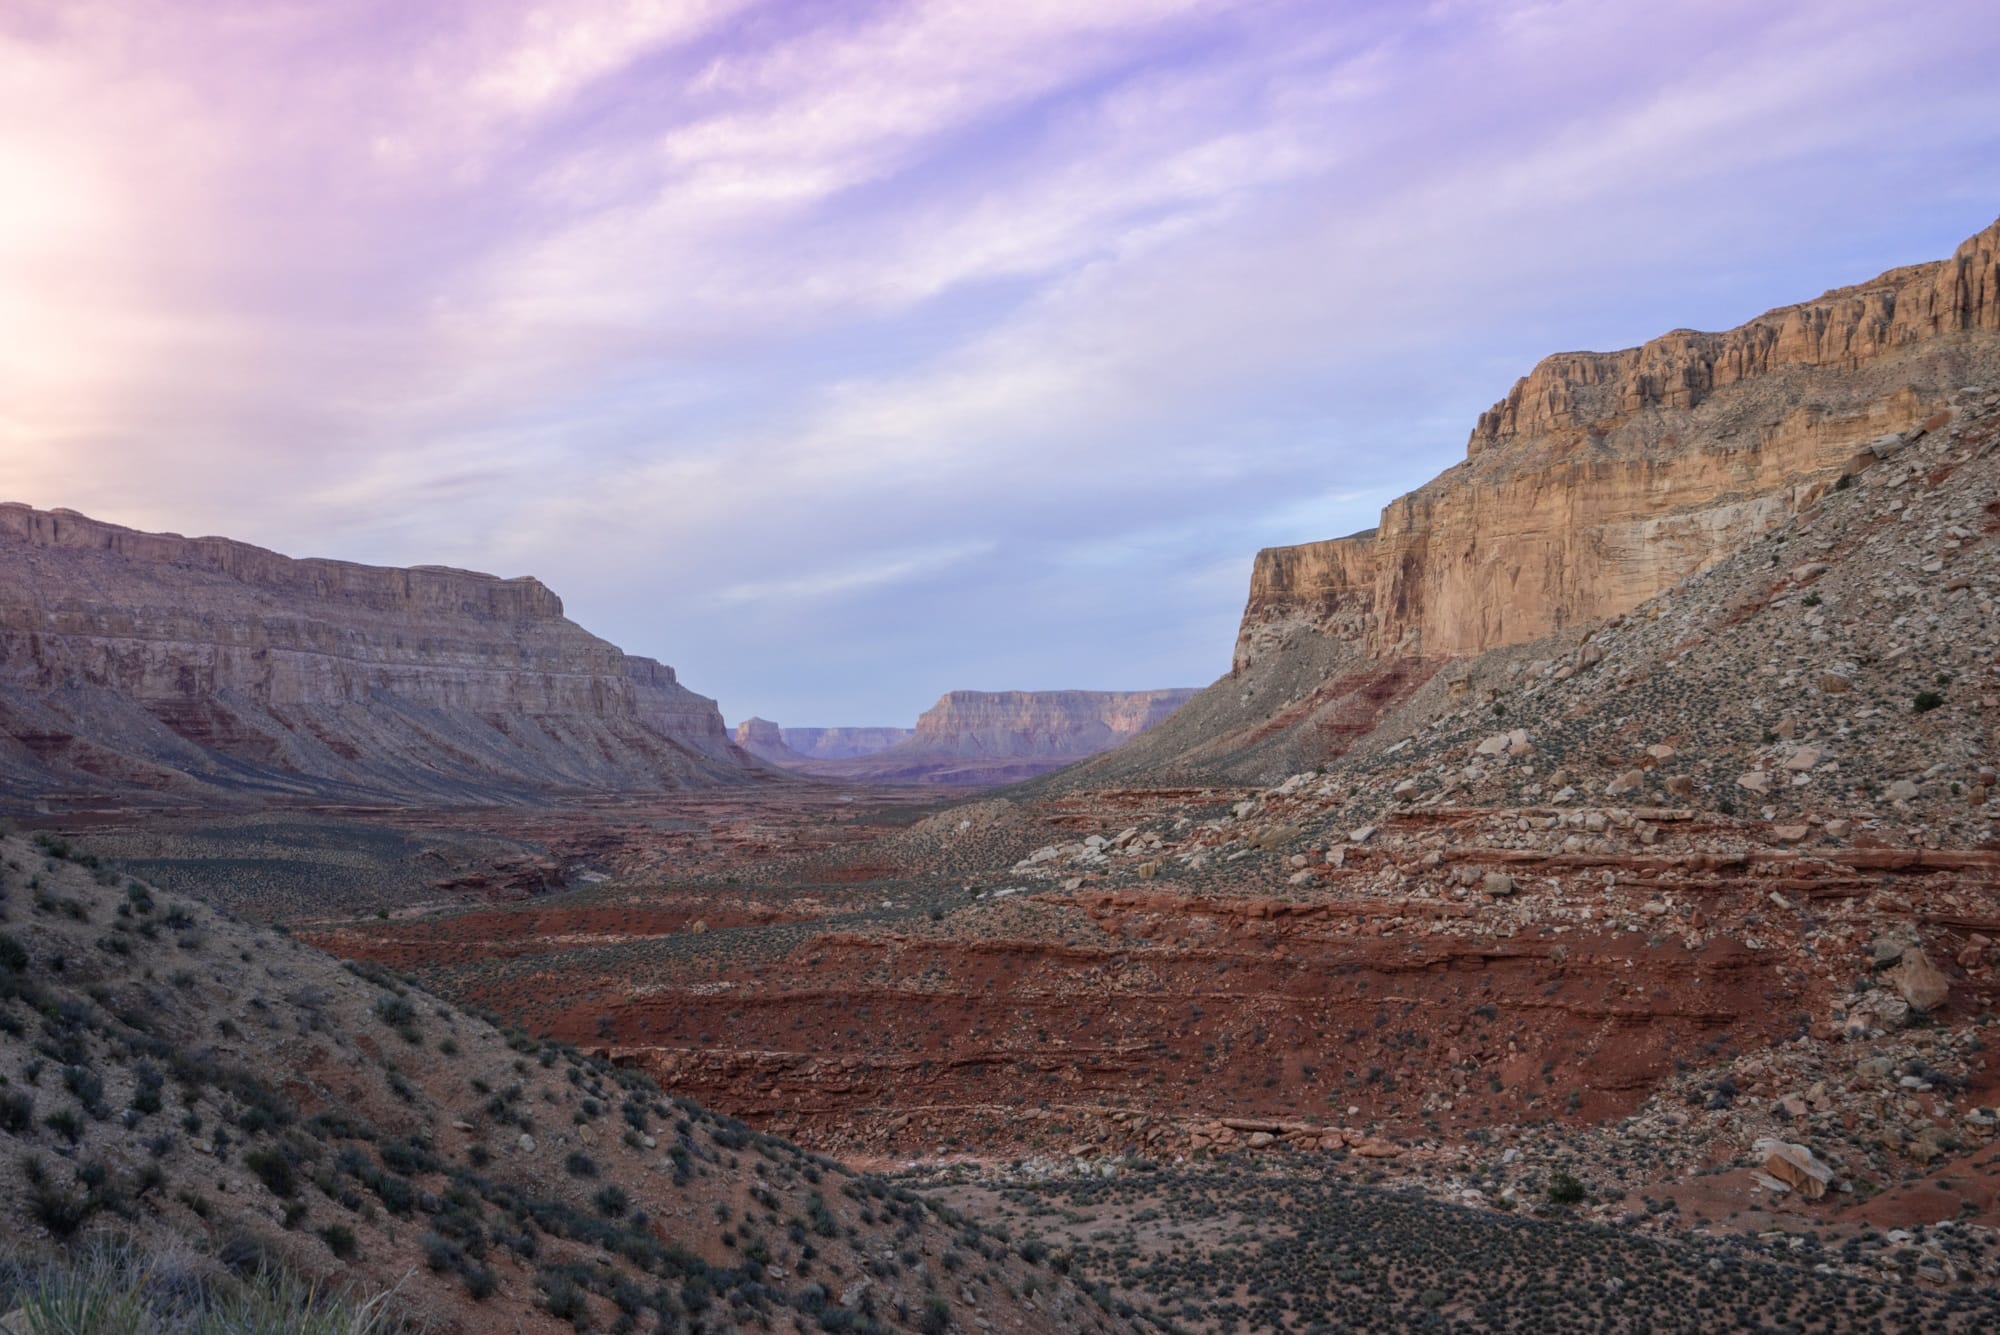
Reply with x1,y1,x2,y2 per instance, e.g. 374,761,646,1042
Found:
3,1,1999,726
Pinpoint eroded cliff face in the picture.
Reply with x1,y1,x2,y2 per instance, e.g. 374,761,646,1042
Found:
0,504,759,805
1239,215,2000,667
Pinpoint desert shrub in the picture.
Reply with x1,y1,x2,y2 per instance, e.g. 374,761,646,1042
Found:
27,1179,94,1238
1547,1171,1587,1204
129,1066,163,1116
43,1107,82,1145
0,1088,33,1134
244,1146,298,1198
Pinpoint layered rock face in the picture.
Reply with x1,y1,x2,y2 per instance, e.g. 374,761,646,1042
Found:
0,504,760,805
1239,216,2000,669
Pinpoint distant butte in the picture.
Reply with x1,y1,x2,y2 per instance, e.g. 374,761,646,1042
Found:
736,687,1197,785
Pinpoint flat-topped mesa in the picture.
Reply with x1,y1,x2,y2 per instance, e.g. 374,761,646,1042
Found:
779,725,913,760
732,717,801,764
730,718,914,766
1239,214,2000,668
778,688,1199,785
911,689,1199,759
0,503,758,805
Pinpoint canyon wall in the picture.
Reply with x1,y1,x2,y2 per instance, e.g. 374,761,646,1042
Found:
1238,215,2000,668
0,504,760,806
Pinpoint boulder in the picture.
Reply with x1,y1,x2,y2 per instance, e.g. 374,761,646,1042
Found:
1605,769,1645,797
1755,1139,1836,1200
1890,948,1950,1013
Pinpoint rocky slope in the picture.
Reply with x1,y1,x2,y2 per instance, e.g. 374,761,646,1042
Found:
0,504,764,808
1075,217,2000,787
0,832,1118,1333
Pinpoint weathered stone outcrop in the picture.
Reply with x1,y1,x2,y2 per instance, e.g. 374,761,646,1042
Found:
1239,215,2000,666
0,503,761,805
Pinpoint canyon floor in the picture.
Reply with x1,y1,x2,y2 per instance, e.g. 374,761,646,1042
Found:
51,768,2000,1330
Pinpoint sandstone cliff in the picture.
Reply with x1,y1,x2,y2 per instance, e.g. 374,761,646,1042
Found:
0,504,762,806
1067,215,2000,787
1238,215,2000,670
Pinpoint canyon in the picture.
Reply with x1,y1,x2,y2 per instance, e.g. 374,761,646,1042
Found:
8,217,2000,1332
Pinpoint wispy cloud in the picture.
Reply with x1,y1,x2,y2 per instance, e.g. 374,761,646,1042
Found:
711,541,996,608
2,0,1997,721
